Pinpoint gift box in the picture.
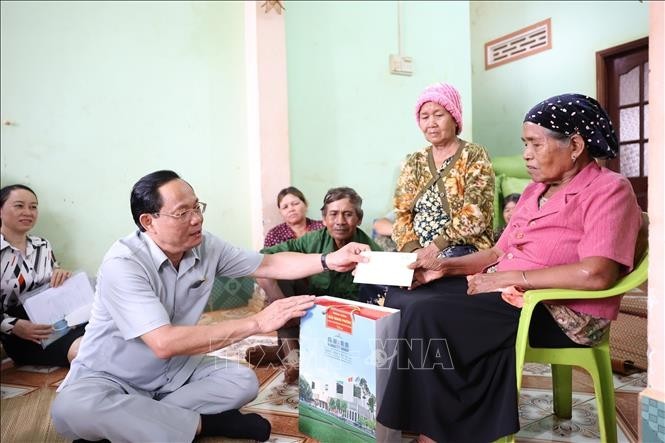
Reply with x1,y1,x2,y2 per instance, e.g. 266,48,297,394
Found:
298,296,400,443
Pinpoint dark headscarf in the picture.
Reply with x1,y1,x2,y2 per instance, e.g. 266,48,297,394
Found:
523,93,618,159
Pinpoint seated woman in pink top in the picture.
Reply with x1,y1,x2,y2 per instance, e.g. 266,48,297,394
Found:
263,187,324,247
377,94,642,443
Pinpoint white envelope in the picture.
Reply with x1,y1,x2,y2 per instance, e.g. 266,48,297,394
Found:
353,251,417,287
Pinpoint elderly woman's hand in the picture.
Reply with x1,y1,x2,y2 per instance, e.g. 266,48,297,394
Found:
466,271,518,295
409,251,449,289
410,268,445,289
415,243,439,262
410,255,443,272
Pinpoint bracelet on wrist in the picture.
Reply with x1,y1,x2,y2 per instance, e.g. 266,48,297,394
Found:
521,271,533,290
321,253,330,271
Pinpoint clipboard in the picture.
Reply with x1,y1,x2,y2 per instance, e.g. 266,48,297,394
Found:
20,271,94,348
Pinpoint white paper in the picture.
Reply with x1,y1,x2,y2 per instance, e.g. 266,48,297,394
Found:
65,303,93,326
352,251,417,287
21,271,94,347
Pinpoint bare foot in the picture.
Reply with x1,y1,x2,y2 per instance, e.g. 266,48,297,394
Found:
67,337,82,362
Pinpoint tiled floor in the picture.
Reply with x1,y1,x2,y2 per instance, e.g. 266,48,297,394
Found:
0,307,647,442
209,337,646,443
516,363,646,442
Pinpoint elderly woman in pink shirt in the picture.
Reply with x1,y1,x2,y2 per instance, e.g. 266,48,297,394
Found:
377,94,642,443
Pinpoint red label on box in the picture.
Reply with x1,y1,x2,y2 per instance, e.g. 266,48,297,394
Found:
316,298,393,321
325,308,354,334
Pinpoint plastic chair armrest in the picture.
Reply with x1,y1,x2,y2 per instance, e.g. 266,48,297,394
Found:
523,252,648,307
523,287,622,306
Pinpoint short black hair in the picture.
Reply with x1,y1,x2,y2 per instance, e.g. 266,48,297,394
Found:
0,184,38,227
320,187,363,221
130,170,181,231
0,184,38,209
503,193,521,207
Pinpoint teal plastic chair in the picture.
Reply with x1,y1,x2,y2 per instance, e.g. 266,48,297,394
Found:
512,244,649,443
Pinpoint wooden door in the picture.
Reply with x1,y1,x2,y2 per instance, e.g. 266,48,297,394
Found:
597,37,649,211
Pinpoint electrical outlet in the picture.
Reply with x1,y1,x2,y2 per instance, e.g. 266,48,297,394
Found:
389,54,413,76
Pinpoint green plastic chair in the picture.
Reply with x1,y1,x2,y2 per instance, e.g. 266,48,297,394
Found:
512,246,649,443
492,155,532,231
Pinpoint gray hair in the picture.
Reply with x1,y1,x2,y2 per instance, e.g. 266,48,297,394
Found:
542,126,574,148
320,187,363,220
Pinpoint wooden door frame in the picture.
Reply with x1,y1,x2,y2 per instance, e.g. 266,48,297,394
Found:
596,36,649,210
596,36,649,109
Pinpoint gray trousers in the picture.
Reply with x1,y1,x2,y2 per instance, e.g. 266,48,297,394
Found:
51,356,259,443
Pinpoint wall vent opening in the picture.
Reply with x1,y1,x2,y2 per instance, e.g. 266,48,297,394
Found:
485,18,552,70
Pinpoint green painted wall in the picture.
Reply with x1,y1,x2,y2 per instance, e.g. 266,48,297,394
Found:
0,1,250,276
285,1,473,231
470,0,649,157
3,1,647,275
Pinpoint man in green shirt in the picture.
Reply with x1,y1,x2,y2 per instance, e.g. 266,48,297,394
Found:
246,187,382,383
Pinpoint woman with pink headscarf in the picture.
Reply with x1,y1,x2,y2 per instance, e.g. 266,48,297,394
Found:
392,83,495,263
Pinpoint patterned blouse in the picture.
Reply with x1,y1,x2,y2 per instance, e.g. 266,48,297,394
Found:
413,157,453,247
264,218,325,247
393,141,495,253
1,234,58,333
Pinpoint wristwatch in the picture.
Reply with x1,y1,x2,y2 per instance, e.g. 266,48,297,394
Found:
320,253,330,271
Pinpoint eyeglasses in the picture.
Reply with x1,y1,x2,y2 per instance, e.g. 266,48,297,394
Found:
153,202,207,221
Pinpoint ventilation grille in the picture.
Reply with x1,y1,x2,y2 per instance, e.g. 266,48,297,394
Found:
485,18,552,70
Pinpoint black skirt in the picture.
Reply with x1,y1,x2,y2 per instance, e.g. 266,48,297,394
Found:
377,276,579,442
0,304,86,367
